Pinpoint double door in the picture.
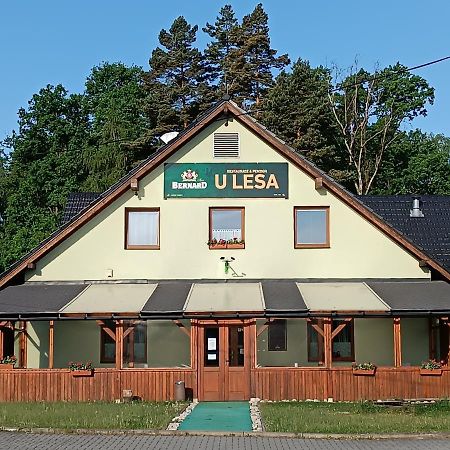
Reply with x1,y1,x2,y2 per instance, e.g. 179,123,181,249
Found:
198,321,252,401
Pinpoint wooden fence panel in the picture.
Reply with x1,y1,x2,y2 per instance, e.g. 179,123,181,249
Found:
0,369,195,402
253,367,450,401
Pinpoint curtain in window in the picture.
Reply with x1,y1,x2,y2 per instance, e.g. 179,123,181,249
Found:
296,209,327,244
211,209,242,240
128,211,159,246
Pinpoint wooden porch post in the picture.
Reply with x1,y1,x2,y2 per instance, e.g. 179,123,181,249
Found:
48,320,54,369
0,327,3,359
323,318,332,368
115,320,123,369
393,317,402,367
19,321,27,368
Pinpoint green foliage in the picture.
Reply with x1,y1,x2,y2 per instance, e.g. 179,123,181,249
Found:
0,85,89,271
203,4,240,100
372,130,450,195
0,401,187,430
82,62,150,191
145,16,210,130
260,400,450,434
261,59,348,181
329,64,435,194
238,4,289,108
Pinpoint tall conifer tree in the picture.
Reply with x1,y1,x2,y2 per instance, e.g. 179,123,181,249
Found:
237,4,289,108
145,16,210,130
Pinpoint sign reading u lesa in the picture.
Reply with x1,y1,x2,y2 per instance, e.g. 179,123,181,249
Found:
164,163,288,198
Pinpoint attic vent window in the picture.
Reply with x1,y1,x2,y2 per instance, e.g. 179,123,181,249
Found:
213,133,240,158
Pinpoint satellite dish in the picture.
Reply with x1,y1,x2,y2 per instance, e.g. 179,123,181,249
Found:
160,131,179,144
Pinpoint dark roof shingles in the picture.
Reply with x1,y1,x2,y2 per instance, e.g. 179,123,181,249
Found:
358,195,450,272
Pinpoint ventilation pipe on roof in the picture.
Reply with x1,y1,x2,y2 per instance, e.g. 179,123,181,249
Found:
410,196,424,218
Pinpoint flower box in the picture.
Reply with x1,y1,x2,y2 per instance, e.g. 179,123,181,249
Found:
352,368,376,376
420,368,442,376
208,243,245,250
0,364,15,370
71,369,94,377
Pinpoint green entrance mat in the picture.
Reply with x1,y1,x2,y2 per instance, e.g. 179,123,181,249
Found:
178,402,252,432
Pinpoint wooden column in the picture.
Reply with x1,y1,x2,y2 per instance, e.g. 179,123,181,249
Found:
393,317,402,367
48,320,54,369
0,328,3,359
19,321,27,368
115,320,123,369
323,318,332,368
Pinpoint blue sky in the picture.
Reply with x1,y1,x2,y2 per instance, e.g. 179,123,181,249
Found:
1,1,449,142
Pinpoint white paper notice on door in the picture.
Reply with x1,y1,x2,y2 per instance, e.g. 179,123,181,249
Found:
207,353,217,360
207,338,217,351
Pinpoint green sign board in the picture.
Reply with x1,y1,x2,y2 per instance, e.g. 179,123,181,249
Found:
164,163,288,198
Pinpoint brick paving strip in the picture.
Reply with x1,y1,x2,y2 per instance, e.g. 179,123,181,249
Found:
1,431,450,450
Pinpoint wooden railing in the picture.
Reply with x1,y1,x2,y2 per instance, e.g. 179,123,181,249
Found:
0,368,195,402
252,367,450,401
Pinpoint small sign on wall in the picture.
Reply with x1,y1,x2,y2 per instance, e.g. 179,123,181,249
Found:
164,163,288,198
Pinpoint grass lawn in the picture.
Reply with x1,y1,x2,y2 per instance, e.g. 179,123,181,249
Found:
0,401,188,430
260,401,450,434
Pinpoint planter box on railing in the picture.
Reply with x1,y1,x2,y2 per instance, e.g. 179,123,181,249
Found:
420,368,442,376
0,364,15,370
352,368,376,376
71,369,94,377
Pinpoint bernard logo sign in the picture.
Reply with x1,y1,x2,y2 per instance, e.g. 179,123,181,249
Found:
164,163,288,198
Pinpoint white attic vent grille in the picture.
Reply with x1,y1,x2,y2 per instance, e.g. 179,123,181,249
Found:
213,132,240,158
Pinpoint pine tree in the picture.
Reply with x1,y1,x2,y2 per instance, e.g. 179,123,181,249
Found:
144,16,210,131
261,59,347,182
203,4,240,99
237,3,290,108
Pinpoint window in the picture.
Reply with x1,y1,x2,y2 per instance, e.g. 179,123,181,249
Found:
100,320,148,365
332,319,354,361
123,321,147,365
268,320,287,351
213,132,239,158
209,207,245,248
307,319,354,362
100,320,116,363
125,208,160,249
294,207,329,248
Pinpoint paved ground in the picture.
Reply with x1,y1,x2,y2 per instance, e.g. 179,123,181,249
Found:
0,433,449,450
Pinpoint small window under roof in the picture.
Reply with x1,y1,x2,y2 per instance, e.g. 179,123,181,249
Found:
213,132,239,158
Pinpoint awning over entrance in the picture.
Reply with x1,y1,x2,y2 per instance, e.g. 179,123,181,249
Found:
60,284,157,313
184,283,264,312
0,280,449,319
297,282,389,312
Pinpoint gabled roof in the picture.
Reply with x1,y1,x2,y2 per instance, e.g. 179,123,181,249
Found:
359,195,450,272
1,100,450,287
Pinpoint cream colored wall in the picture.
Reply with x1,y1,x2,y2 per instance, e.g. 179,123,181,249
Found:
354,318,394,366
402,318,429,366
27,118,428,282
26,321,50,368
257,319,317,367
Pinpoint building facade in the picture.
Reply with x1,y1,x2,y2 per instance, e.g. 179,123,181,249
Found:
0,100,450,402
